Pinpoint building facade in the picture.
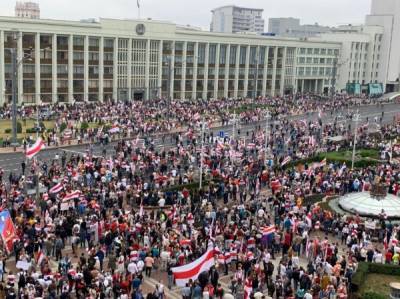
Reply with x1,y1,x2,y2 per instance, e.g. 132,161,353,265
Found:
15,1,40,19
366,0,400,92
210,6,265,34
0,16,340,104
268,18,331,38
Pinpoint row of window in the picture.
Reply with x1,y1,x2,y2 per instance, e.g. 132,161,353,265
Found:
298,48,339,56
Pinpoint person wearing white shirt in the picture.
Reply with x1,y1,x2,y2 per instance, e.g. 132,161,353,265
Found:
137,259,144,273
127,261,138,274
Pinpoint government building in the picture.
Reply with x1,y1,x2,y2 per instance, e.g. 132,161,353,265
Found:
0,0,395,104
0,16,342,104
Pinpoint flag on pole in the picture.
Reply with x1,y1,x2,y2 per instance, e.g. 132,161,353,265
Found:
171,247,216,287
62,190,82,201
261,225,276,236
35,249,45,265
0,210,17,253
26,138,45,159
137,0,140,8
280,156,292,167
49,182,63,194
319,158,327,168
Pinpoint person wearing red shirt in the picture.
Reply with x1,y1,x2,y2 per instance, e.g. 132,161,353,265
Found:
385,250,393,264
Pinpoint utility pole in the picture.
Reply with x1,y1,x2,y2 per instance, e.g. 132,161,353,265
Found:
351,110,360,170
199,118,205,190
11,47,18,150
35,105,40,202
232,110,236,140
253,54,259,109
265,111,270,164
166,56,172,125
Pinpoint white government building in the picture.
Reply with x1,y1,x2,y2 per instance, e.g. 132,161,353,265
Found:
0,0,395,104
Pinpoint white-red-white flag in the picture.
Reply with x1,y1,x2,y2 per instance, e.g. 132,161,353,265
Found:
280,156,292,167
62,190,82,202
171,247,215,287
261,225,276,237
26,138,45,159
49,182,63,194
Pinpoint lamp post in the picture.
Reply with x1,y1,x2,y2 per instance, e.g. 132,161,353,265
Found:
265,110,271,164
10,32,33,150
351,110,361,170
199,117,205,190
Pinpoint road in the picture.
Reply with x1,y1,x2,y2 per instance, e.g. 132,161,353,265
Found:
0,102,398,178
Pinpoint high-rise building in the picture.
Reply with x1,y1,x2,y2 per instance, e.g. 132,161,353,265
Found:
268,18,331,38
15,1,40,19
210,6,264,34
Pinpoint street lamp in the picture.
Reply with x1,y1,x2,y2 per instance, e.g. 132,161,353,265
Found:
351,110,361,170
10,32,33,150
199,117,206,190
264,110,271,164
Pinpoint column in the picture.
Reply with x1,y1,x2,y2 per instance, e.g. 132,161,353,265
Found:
233,45,240,99
314,79,318,93
99,36,104,102
213,43,220,99
271,47,278,97
180,41,187,99
112,37,118,100
301,79,305,93
280,47,287,95
169,41,175,99
243,45,250,98
202,43,209,99
0,31,5,105
145,39,150,100
192,42,198,99
223,44,230,98
157,40,163,98
262,47,269,96
68,35,73,103
127,38,132,99
52,34,57,103
83,35,89,101
17,32,23,104
35,33,40,104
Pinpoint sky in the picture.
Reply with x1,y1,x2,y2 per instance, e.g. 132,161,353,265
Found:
1,0,371,30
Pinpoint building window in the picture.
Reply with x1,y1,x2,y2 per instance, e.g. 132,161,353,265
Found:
229,46,237,65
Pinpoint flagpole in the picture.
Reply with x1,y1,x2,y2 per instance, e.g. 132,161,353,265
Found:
137,0,141,19
351,111,360,170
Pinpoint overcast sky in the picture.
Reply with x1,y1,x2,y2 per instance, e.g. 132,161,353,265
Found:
1,0,371,30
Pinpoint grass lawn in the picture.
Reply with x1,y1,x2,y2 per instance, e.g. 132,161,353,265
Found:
359,273,400,297
323,149,379,161
0,119,56,140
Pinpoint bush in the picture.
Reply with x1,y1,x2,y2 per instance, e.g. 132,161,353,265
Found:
352,262,400,292
26,128,37,134
59,123,67,133
303,194,325,206
17,121,22,134
4,128,11,134
362,291,386,299
81,121,89,131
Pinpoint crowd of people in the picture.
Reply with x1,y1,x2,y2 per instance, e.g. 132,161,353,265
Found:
0,95,398,299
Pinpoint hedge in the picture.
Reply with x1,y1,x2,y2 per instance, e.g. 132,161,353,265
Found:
352,262,400,292
362,292,386,299
283,149,380,170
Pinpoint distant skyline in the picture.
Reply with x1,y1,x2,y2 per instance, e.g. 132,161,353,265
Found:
1,0,371,30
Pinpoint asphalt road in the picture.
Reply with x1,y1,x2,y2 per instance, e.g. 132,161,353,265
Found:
0,102,398,178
